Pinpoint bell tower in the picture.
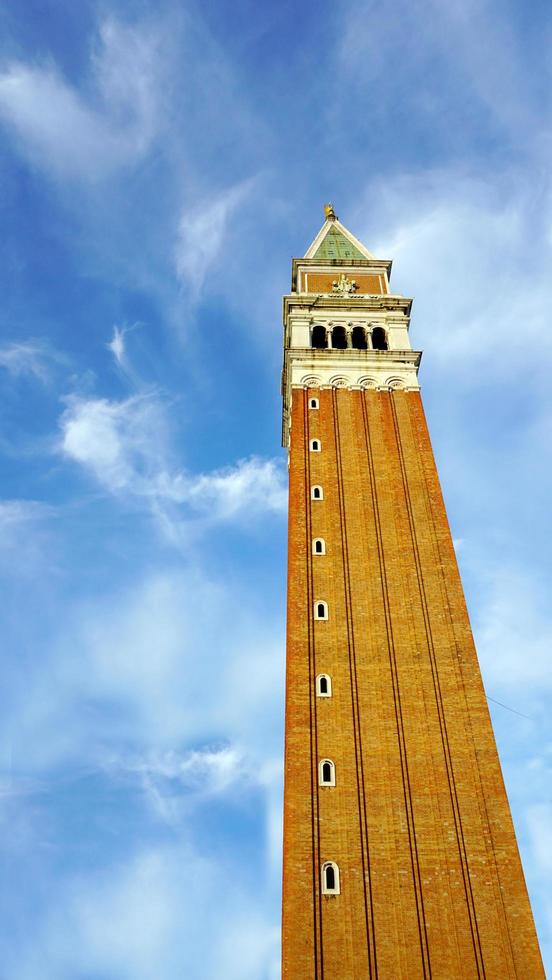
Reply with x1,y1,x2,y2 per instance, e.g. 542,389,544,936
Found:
281,207,544,978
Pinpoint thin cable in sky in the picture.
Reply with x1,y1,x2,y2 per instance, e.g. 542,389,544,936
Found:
487,695,532,721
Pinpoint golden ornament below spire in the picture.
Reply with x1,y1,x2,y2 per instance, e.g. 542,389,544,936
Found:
324,203,337,220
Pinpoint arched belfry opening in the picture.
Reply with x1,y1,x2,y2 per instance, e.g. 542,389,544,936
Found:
351,326,367,350
331,325,348,349
372,326,388,350
311,325,327,349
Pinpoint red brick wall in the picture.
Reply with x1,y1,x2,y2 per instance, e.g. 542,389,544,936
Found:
282,387,544,979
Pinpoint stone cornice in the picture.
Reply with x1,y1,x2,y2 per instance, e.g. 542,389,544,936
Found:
283,293,413,322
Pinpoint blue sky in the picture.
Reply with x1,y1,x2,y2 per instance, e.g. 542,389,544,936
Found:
0,0,551,976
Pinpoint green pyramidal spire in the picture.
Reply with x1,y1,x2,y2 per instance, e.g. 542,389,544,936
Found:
311,224,367,261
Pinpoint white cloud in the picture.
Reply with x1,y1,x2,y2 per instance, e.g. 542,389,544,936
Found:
92,18,158,152
181,456,287,518
104,743,263,827
0,499,52,529
106,322,141,370
0,499,55,574
10,841,279,980
0,18,160,180
107,326,126,366
5,566,285,774
116,744,250,796
473,564,552,694
524,800,552,966
0,10,267,328
0,562,285,975
75,850,177,974
79,571,284,748
338,0,538,138
60,393,166,493
527,804,552,874
422,0,537,135
350,169,552,387
0,341,59,381
0,63,122,178
159,744,247,792
59,394,287,530
174,179,256,294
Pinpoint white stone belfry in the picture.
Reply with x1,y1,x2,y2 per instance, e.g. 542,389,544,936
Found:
281,208,421,444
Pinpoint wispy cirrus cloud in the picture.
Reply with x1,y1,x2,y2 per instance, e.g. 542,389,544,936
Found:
174,178,257,295
0,6,268,339
106,323,144,379
0,499,53,529
527,803,552,875
7,564,284,773
1,560,285,969
337,0,541,141
474,563,552,695
110,744,250,795
107,325,127,368
0,18,161,181
6,839,280,980
104,743,270,827
0,340,61,382
0,499,56,574
352,169,552,380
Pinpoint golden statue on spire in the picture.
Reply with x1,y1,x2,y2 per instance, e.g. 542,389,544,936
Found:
324,203,337,220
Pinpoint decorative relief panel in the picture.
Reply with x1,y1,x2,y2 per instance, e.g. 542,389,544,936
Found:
332,274,357,295
302,272,385,295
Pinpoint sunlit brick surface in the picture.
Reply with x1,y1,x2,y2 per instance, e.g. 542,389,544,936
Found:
282,387,544,979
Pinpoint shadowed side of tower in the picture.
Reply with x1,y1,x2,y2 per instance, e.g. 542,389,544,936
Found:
280,209,544,979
